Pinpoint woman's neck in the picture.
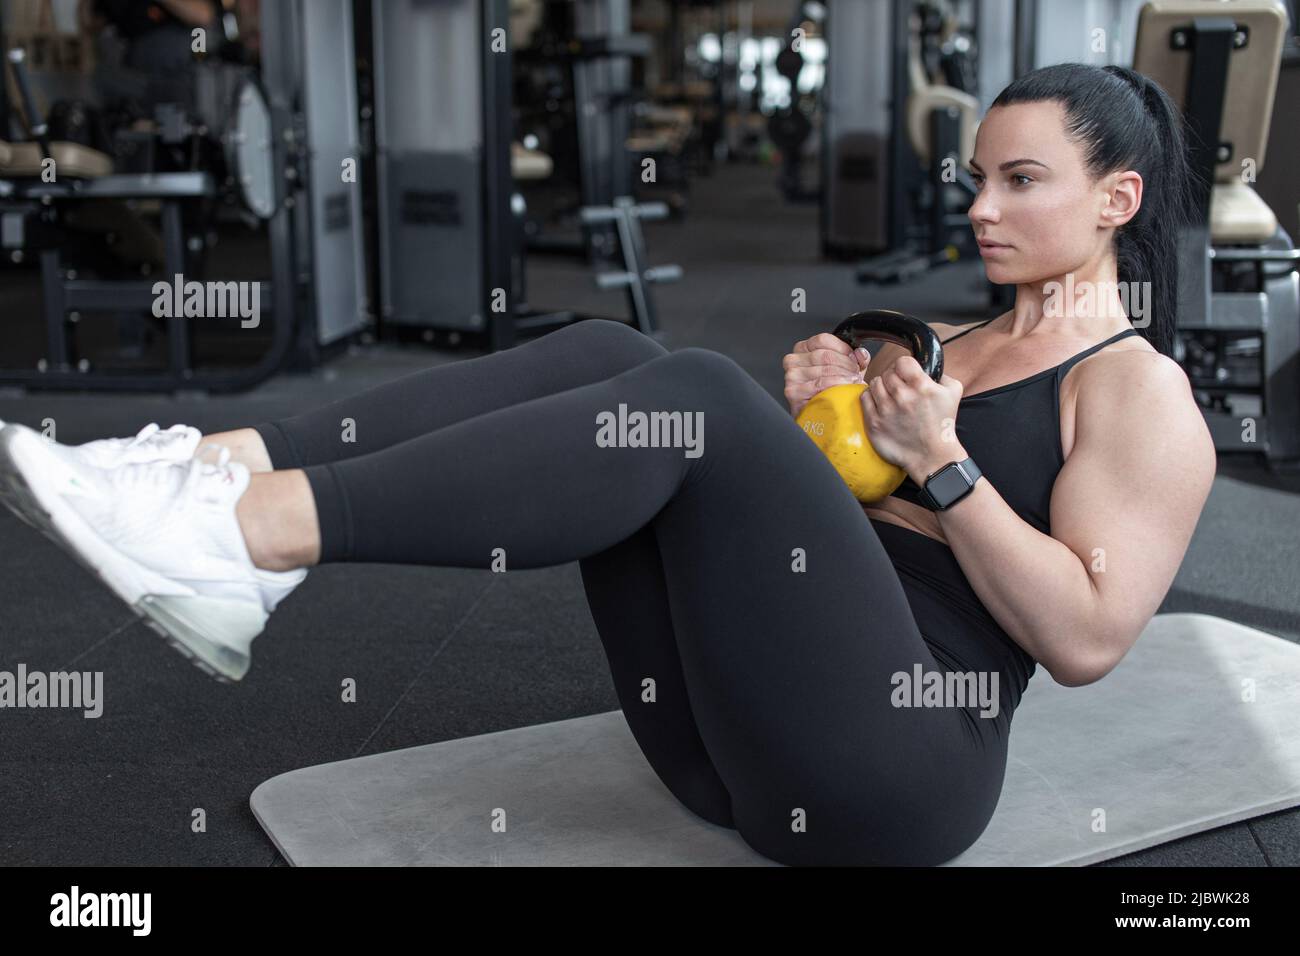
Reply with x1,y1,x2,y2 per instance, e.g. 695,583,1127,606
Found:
1004,258,1137,340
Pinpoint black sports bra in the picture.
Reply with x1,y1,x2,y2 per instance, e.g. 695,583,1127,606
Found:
888,319,1144,535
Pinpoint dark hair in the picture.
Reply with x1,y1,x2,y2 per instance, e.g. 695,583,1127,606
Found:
989,63,1200,357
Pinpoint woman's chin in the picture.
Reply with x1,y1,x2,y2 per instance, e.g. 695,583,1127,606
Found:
981,262,1037,287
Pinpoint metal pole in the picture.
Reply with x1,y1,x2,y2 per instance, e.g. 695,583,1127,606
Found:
1013,0,1036,77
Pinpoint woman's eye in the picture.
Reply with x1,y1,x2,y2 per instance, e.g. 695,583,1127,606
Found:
969,172,1030,187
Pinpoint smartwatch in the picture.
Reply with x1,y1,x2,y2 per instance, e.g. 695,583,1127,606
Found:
917,458,982,511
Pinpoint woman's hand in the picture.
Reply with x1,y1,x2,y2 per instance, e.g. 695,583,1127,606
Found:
782,334,871,418
861,356,966,481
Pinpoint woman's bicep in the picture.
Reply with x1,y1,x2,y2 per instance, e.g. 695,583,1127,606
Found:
1048,355,1216,675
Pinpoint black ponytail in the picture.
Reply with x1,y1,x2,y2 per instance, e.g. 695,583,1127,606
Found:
989,63,1200,357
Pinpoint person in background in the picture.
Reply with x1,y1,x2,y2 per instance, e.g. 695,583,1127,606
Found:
79,0,218,116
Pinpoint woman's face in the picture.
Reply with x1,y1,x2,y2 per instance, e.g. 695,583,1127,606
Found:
966,100,1140,287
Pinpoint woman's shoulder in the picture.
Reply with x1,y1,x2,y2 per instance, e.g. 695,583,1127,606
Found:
1074,344,1208,436
1062,325,1161,391
1076,336,1175,383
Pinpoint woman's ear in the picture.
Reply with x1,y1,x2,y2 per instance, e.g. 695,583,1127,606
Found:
1101,169,1143,229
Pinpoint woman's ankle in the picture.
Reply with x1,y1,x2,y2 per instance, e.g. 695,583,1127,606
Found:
198,428,274,473
236,470,322,570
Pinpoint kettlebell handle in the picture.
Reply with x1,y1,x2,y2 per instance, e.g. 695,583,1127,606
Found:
831,309,944,381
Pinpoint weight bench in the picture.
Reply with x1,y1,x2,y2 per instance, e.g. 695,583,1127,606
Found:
0,46,303,393
251,613,1300,866
0,143,217,384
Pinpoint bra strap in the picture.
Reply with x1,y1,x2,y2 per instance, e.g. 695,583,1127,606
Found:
940,317,997,345
1056,327,1143,378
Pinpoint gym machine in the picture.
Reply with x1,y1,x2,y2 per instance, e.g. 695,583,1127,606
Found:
370,0,517,350
370,0,678,350
653,0,727,178
580,197,683,336
1,0,680,383
768,0,827,205
631,0,730,216
820,0,891,258
1135,0,1299,469
0,0,368,392
855,0,983,285
513,0,651,262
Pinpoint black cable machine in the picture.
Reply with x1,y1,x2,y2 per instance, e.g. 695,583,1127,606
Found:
0,0,367,392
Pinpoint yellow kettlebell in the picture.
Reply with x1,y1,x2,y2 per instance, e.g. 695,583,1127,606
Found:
795,310,944,503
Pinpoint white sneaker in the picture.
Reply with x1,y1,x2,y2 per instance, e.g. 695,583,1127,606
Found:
0,423,302,682
253,564,306,614
18,421,303,617
52,422,203,470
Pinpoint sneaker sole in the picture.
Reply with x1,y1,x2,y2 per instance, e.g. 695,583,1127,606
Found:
0,426,261,682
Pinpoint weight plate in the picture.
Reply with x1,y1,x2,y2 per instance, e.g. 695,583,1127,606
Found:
228,81,276,219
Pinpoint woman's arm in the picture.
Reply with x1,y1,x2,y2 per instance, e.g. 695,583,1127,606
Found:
928,352,1216,686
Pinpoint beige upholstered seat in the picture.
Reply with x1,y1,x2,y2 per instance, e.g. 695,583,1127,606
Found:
1134,0,1290,244
0,140,114,179
1211,177,1280,244
906,84,980,168
510,142,553,181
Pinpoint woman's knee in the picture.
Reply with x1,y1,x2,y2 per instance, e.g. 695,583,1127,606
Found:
656,348,768,401
665,346,746,377
655,348,791,435
554,318,668,369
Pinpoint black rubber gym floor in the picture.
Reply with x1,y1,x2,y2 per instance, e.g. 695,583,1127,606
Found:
1,164,1297,866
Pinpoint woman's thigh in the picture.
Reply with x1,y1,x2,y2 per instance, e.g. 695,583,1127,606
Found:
258,319,669,467
642,349,1006,865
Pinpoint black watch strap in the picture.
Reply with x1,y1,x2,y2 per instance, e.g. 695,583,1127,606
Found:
919,457,982,511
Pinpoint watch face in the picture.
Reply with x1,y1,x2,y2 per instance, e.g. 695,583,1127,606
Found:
928,466,969,506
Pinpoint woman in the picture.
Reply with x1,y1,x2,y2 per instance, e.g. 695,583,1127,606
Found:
0,64,1216,866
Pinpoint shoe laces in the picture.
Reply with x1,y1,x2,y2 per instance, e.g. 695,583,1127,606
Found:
123,422,190,454
112,444,233,512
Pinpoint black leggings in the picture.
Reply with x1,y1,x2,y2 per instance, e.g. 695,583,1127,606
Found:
253,319,1010,866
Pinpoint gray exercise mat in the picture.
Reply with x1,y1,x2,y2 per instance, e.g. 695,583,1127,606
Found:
250,613,1300,866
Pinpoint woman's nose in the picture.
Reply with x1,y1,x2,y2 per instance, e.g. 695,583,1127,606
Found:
968,188,999,225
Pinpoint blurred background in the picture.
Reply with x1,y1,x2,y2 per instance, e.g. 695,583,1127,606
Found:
0,0,1293,407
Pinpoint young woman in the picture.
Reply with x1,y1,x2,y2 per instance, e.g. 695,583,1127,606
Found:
0,64,1216,866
